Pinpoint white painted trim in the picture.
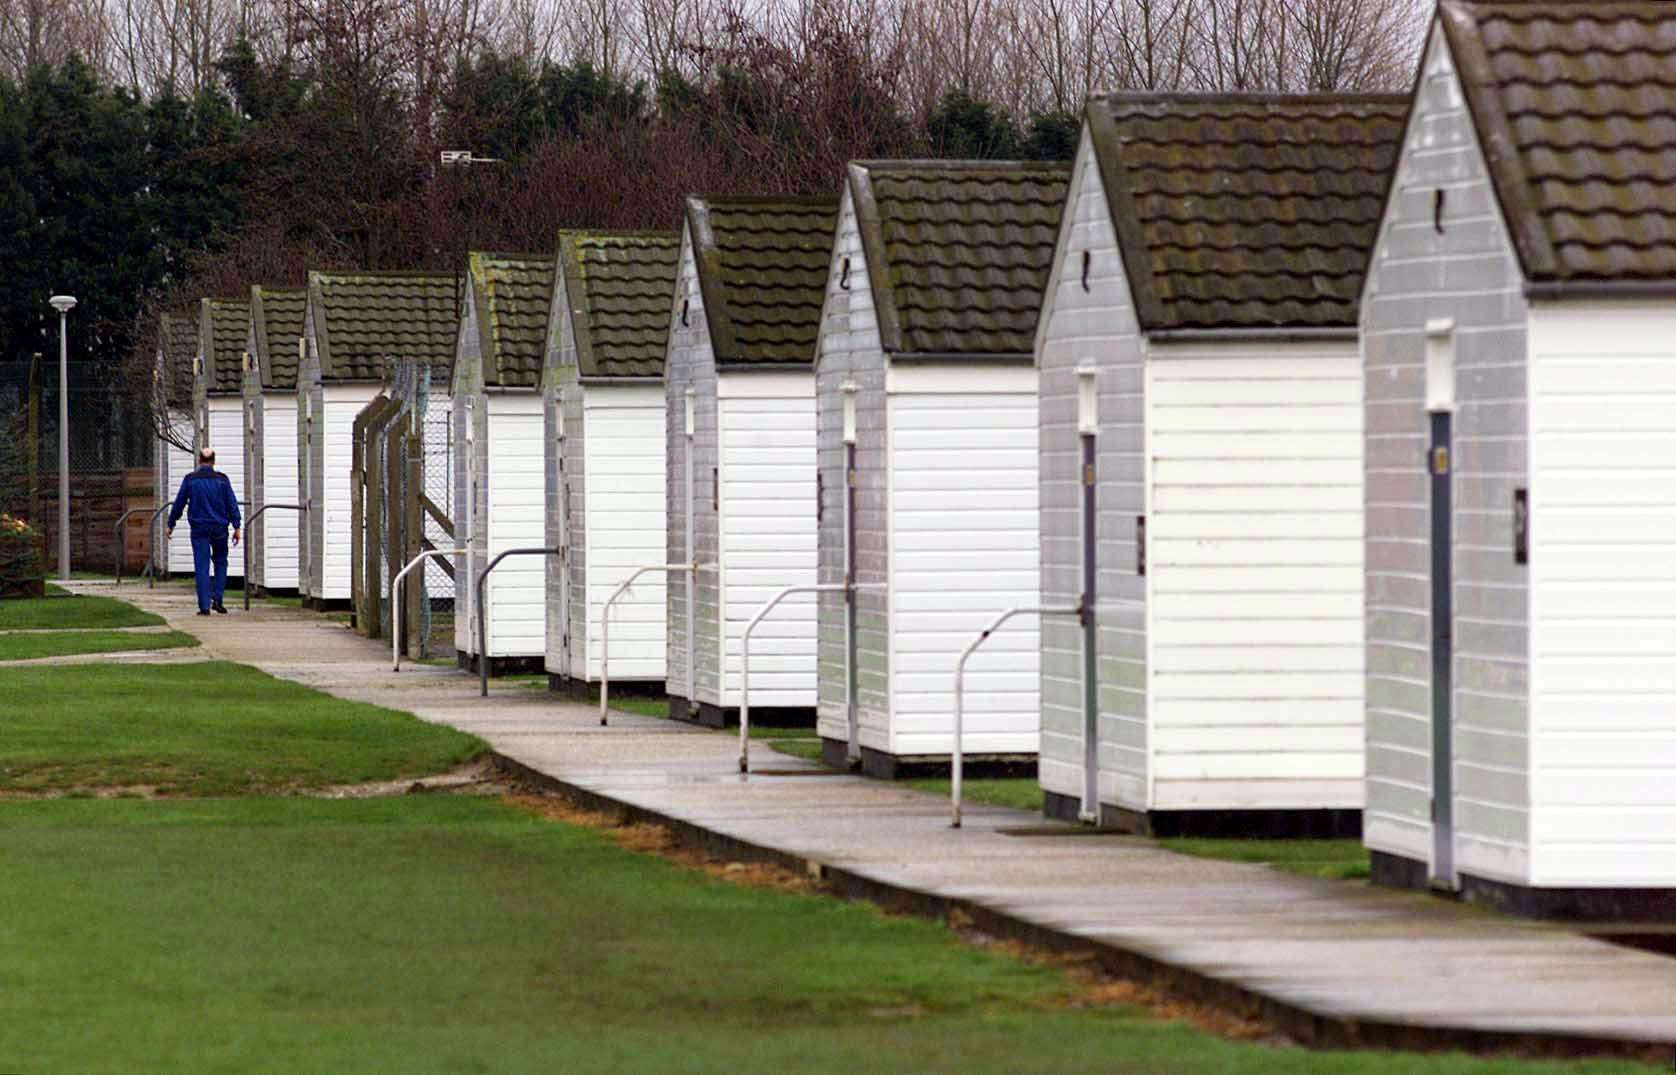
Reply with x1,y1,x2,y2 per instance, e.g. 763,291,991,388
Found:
716,371,814,399
1148,339,1351,362
886,363,1037,395
1141,333,1156,811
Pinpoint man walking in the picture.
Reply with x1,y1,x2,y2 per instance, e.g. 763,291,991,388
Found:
166,448,242,616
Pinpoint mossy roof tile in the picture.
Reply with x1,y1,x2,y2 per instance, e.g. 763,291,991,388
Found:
849,160,1069,356
308,271,460,383
1441,0,1676,280
158,312,197,409
468,253,556,388
250,286,306,391
1087,93,1406,330
687,195,839,368
556,230,680,380
200,297,252,395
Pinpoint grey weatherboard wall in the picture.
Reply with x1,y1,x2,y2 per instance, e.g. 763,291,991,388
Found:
813,187,890,753
1362,20,1532,877
1036,128,1149,812
664,232,721,711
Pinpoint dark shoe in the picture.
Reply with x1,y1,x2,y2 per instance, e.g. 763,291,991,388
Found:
197,610,211,616
212,603,229,615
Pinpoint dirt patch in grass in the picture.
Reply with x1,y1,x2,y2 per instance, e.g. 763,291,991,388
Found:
507,792,824,896
949,923,1276,1043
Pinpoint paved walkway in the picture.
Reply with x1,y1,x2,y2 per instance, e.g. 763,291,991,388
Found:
74,581,1676,1059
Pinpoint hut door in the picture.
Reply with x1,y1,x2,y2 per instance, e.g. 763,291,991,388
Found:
1428,411,1456,889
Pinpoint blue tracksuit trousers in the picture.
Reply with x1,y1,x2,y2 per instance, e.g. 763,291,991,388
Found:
191,529,229,611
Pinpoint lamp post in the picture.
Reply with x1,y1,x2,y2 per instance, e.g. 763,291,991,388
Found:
48,295,77,581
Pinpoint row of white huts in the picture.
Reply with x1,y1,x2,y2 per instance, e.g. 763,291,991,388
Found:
151,0,1676,918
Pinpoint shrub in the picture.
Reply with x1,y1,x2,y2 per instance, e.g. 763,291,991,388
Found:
0,513,45,599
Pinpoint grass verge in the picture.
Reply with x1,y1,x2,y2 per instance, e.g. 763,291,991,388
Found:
0,794,1657,1075
905,776,1046,813
0,590,165,630
0,660,484,795
0,629,199,662
1159,838,1372,881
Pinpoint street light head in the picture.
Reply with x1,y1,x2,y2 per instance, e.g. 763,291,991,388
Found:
49,295,77,314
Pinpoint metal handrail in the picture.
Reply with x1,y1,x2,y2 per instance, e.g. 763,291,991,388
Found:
241,504,301,609
597,563,694,726
477,547,562,697
951,605,1079,828
391,547,467,670
145,503,171,588
112,505,168,586
739,584,845,774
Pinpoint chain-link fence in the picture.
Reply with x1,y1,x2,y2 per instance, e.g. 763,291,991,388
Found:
350,360,457,659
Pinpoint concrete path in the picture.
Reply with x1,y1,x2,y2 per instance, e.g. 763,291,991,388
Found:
71,581,1676,1059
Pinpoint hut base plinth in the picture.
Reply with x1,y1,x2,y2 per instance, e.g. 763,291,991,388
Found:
300,595,350,612
856,746,1035,782
546,675,667,702
454,652,544,676
1045,791,1361,838
679,701,815,730
1373,850,1676,923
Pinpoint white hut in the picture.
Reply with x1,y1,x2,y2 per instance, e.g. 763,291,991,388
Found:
242,286,305,593
813,161,1067,776
1363,0,1676,916
665,195,838,726
151,311,196,578
543,231,679,691
194,297,251,580
299,271,457,609
452,253,555,671
1036,93,1405,835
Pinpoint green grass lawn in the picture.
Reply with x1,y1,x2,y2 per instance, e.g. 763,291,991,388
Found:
0,628,199,661
0,795,1655,1075
0,661,484,794
906,776,1047,813
1159,838,1373,881
0,589,165,629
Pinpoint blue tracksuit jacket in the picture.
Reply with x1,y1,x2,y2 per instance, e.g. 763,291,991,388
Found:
168,466,242,534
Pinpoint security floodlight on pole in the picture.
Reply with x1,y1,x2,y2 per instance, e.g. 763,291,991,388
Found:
48,295,77,581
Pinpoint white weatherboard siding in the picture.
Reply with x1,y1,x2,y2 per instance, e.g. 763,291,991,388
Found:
484,392,547,658
261,394,299,588
1529,301,1676,887
583,386,667,680
161,427,197,574
321,385,376,600
887,377,1040,757
206,396,246,578
718,374,817,708
1146,342,1365,810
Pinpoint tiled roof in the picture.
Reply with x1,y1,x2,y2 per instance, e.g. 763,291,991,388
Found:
308,271,459,383
468,252,556,388
158,311,197,409
556,230,679,380
1441,1,1676,281
200,297,251,395
850,161,1069,356
687,195,839,367
1087,93,1407,330
250,286,306,391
